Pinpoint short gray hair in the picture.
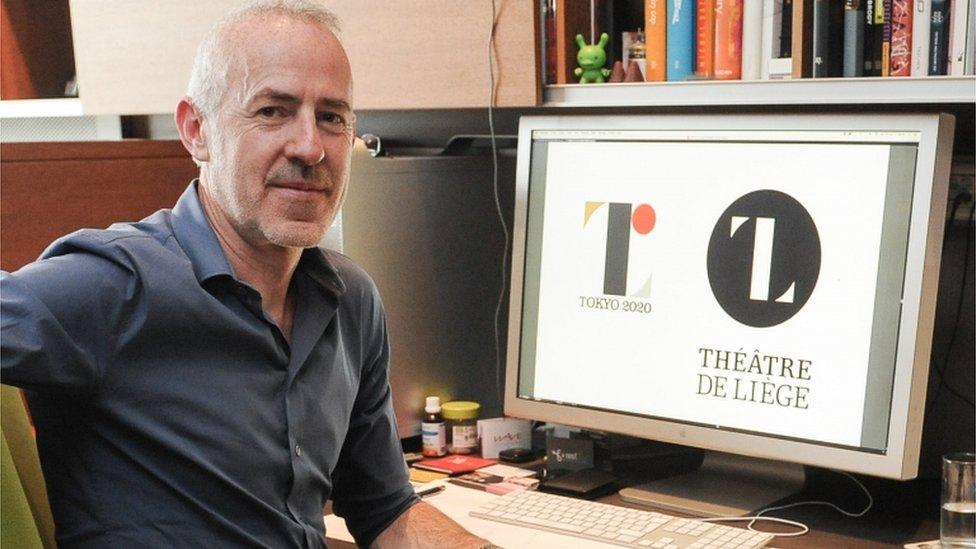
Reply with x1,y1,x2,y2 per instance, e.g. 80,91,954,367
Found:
186,0,341,117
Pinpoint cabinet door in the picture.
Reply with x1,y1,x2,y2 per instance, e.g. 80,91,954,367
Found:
69,1,540,115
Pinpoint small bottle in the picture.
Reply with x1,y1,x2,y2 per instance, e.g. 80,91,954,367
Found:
421,396,447,457
628,28,647,79
442,401,481,455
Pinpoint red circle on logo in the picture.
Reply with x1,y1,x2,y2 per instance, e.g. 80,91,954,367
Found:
632,203,656,234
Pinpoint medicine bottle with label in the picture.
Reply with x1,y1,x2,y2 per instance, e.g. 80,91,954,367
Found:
421,396,447,457
442,401,480,455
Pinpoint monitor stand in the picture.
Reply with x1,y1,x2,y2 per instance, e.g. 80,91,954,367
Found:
618,451,806,517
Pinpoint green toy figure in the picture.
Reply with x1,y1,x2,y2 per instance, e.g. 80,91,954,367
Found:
574,33,611,83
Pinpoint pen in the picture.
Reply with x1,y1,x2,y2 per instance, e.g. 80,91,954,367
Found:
415,485,446,498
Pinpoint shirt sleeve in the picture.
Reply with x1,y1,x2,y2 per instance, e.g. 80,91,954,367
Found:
329,283,418,547
1,234,134,395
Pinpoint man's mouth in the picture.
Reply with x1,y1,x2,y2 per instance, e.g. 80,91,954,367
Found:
270,180,325,190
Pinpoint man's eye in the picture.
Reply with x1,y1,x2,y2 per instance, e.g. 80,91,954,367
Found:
318,112,347,130
257,106,282,117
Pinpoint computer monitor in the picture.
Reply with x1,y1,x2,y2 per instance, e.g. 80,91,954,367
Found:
504,112,955,516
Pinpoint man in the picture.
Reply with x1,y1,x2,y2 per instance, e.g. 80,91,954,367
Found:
1,1,494,547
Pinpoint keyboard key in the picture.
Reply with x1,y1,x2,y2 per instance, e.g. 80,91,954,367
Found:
519,515,585,533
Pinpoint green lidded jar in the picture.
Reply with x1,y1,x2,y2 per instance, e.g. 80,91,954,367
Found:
442,401,480,454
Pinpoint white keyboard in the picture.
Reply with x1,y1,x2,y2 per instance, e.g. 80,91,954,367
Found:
470,489,773,549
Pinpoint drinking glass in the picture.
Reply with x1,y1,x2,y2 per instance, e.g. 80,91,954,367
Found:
942,452,976,548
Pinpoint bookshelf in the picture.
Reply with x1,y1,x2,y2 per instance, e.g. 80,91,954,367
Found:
544,75,976,106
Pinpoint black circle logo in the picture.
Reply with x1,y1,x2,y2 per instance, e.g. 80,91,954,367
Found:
707,190,821,327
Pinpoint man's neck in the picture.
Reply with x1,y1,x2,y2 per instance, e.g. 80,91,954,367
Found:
197,185,300,341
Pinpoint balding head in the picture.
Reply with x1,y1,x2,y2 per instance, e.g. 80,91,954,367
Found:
187,0,343,118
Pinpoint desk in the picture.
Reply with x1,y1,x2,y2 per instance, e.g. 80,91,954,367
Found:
324,481,941,548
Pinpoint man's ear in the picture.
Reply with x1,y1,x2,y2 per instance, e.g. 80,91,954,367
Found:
175,97,211,163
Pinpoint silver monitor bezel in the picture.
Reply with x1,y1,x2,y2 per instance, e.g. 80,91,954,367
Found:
504,112,954,480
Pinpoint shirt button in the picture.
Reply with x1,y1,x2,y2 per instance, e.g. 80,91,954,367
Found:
295,444,302,456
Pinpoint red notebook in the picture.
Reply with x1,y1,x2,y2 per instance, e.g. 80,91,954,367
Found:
412,455,496,475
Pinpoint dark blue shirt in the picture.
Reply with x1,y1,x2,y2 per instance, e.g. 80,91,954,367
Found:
1,182,417,548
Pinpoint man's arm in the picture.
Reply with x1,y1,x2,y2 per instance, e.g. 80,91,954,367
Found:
1,242,130,393
371,501,494,549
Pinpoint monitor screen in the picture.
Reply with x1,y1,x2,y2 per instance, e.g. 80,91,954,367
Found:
505,113,954,481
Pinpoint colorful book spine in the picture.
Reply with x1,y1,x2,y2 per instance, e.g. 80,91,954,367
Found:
646,0,668,80
843,0,865,76
714,0,743,79
741,0,763,79
881,0,892,76
697,0,716,77
890,0,913,75
667,0,697,80
910,0,930,75
928,0,948,75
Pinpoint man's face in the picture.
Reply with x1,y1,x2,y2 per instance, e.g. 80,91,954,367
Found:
201,16,354,249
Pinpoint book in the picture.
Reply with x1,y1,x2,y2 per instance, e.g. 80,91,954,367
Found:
968,0,976,74
697,0,716,77
791,0,814,77
890,0,914,75
881,0,892,76
646,0,668,80
910,0,931,75
413,455,496,475
761,0,794,79
667,0,697,80
780,0,794,55
714,0,744,79
948,0,972,74
448,471,540,494
555,0,597,84
811,0,844,77
741,0,764,79
928,0,949,75
544,0,557,84
843,0,865,76
446,463,539,492
408,468,449,483
448,471,506,490
864,0,884,75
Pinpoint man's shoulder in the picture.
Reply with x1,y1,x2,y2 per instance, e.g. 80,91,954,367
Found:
41,210,178,265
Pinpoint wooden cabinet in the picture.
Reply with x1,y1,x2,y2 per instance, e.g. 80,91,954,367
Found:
66,1,541,115
0,0,75,100
0,141,196,271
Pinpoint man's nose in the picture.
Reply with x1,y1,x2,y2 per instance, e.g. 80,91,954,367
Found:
285,113,325,166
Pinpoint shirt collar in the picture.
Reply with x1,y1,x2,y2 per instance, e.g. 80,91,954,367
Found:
171,180,234,284
170,180,346,297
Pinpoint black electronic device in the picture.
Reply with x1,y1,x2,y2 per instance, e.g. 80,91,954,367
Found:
538,468,619,500
498,447,540,463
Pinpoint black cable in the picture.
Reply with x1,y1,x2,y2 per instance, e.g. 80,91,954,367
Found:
937,200,975,407
927,196,976,417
